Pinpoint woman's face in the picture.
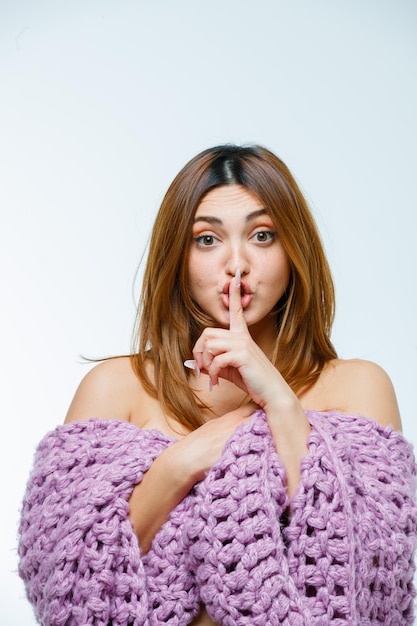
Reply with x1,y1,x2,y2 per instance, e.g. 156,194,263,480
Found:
188,185,291,337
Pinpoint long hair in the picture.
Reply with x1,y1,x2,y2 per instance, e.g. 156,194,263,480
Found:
131,144,337,430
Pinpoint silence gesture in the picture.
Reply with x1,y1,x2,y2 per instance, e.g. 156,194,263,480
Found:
191,269,288,410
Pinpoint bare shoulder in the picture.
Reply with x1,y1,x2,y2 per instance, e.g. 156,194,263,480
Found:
321,358,402,431
65,357,144,424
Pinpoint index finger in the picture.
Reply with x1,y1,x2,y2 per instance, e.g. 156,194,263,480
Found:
229,269,248,333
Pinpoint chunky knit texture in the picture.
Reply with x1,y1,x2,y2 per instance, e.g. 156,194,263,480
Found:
18,410,417,625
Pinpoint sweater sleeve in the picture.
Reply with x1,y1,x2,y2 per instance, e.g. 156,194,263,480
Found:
186,410,417,626
187,411,302,625
18,419,198,626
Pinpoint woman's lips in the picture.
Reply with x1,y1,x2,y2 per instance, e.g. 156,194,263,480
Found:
221,293,252,309
221,279,252,309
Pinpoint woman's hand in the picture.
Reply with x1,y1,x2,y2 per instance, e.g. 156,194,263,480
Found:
192,272,295,412
191,272,310,499
129,402,257,553
173,402,257,483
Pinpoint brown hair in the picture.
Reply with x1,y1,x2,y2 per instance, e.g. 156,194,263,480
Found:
131,144,337,430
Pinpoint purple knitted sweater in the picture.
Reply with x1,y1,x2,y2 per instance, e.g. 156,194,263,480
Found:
18,410,417,625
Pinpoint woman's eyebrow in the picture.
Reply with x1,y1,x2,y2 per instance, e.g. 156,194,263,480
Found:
193,209,268,225
245,209,268,222
193,215,223,225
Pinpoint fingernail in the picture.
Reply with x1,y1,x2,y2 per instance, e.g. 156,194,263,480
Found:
184,360,200,376
235,268,241,288
209,378,219,391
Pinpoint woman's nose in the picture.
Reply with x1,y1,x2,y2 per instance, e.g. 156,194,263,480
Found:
225,243,250,276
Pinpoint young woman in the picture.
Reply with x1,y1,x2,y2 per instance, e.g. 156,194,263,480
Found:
18,145,417,625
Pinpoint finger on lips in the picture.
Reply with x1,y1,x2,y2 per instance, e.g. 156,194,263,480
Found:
184,268,248,388
229,268,248,333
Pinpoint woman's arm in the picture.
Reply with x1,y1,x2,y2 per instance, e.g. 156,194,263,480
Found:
127,404,255,552
65,359,255,553
192,274,311,500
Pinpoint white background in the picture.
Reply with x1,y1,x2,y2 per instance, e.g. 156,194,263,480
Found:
1,1,416,623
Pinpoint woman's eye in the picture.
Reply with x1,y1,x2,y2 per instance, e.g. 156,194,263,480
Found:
253,231,276,243
194,234,218,247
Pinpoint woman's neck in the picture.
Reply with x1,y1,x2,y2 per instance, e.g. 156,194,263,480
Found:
248,318,277,359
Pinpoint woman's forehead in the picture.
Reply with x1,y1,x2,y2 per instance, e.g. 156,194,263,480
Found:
195,185,265,215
